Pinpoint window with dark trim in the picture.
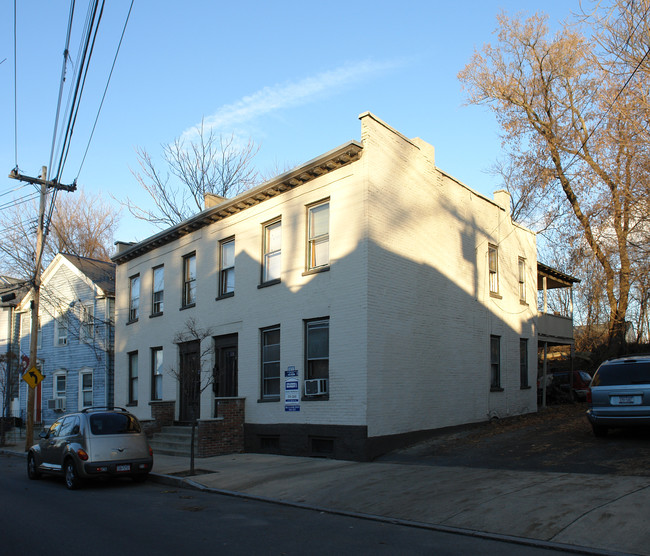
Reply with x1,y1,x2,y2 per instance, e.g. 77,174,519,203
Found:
128,351,138,404
152,265,164,315
129,274,140,322
518,257,526,303
261,326,280,399
182,253,196,307
307,201,329,271
305,318,329,381
219,238,235,297
488,245,499,296
80,370,93,408
55,312,68,346
262,220,281,285
520,338,529,388
490,335,501,390
151,347,163,400
80,303,94,343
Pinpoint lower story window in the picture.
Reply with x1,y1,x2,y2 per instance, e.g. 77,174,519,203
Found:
490,335,501,390
520,338,529,388
261,326,280,399
128,352,138,404
152,347,163,401
55,372,67,398
305,318,329,381
80,370,93,408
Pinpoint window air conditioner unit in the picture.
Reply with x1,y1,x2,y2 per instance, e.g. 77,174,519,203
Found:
48,398,66,411
304,378,328,396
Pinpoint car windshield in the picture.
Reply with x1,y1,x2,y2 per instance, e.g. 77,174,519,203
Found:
592,362,650,387
89,413,141,435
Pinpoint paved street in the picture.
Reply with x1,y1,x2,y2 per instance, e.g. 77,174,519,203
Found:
1,454,565,556
4,404,650,555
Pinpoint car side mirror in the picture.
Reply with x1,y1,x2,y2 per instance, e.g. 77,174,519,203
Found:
39,429,48,439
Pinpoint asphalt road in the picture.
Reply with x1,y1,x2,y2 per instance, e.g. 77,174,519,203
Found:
380,402,650,476
2,453,584,556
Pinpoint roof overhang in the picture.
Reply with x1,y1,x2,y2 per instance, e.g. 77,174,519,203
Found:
112,140,363,265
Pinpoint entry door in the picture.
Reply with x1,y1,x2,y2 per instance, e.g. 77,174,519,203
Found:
178,340,201,423
213,334,238,398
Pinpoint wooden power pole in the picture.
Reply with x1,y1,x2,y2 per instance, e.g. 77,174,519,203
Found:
8,167,75,450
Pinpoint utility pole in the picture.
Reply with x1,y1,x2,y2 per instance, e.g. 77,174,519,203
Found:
8,167,76,450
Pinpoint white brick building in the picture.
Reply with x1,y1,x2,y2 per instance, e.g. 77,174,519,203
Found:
112,113,549,460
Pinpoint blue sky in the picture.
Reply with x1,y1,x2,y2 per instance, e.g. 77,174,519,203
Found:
0,1,574,245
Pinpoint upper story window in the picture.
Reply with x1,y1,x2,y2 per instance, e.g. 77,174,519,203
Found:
518,257,526,303
182,253,196,307
55,312,68,346
262,220,282,285
219,238,235,298
488,244,499,296
152,265,164,315
307,201,329,271
129,274,140,322
80,303,94,342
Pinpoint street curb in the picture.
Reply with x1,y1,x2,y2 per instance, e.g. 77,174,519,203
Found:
148,471,628,556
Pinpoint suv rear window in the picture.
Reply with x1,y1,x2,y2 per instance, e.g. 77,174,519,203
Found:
89,413,142,435
592,362,650,387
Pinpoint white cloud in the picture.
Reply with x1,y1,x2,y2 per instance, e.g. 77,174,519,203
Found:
181,59,401,141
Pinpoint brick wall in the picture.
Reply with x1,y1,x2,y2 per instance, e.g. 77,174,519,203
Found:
197,398,245,457
147,400,175,434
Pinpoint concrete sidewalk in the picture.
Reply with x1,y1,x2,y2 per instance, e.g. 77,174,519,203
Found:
149,452,650,556
4,441,648,555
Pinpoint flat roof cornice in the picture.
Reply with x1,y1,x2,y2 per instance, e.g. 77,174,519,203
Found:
112,140,363,265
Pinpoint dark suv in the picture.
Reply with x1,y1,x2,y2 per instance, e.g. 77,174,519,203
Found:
587,355,650,437
27,407,153,489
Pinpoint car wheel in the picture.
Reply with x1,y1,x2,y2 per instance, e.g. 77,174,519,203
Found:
27,453,41,480
64,459,81,490
592,424,608,437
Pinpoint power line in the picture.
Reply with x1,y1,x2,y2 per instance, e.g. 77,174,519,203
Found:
13,0,18,168
52,0,105,184
76,0,134,179
48,0,77,176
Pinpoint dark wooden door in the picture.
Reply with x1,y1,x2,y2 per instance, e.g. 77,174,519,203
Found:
179,340,201,423
213,334,238,398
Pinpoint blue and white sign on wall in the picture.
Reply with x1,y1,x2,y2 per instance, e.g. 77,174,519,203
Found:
285,367,300,412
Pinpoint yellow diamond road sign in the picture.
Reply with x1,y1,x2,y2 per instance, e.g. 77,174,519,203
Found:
22,366,44,389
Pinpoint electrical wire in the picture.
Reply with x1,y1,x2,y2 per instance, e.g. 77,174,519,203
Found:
13,0,18,168
48,0,77,176
76,0,134,179
0,182,31,198
52,0,104,185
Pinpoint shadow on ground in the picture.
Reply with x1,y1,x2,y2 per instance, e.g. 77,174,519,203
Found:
379,403,650,476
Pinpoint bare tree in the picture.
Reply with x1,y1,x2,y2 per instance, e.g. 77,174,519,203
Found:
458,6,650,353
50,190,120,261
169,317,216,395
0,188,120,279
123,121,260,229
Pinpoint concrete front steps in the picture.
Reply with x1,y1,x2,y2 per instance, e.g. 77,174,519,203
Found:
149,425,198,457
